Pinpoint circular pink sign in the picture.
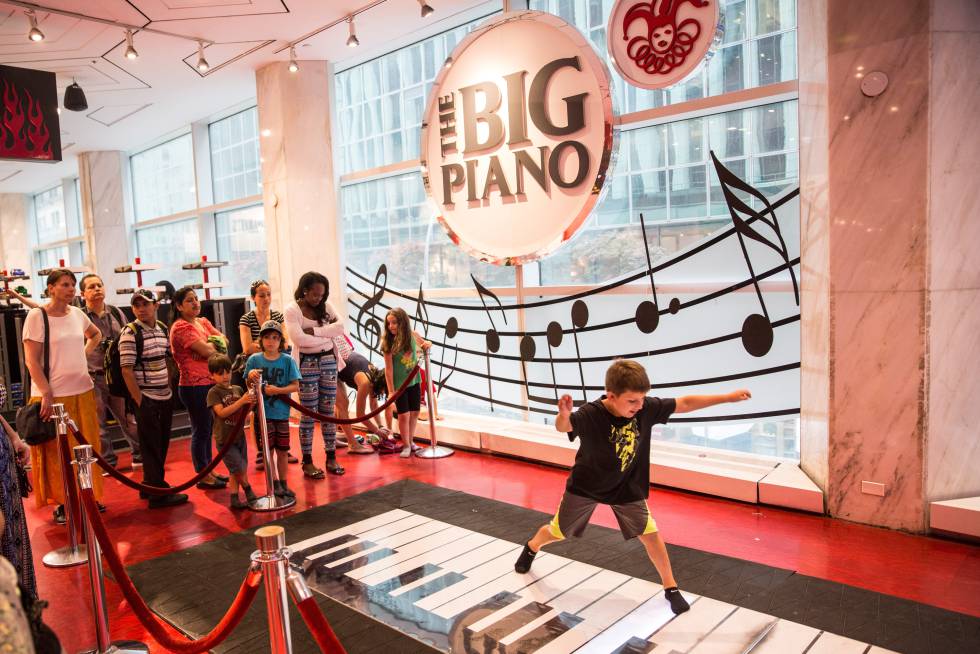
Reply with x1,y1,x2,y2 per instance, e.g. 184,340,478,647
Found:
607,0,722,90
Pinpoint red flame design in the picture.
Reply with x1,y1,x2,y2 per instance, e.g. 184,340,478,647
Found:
1,78,53,160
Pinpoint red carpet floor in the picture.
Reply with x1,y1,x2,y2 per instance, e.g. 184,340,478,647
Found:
23,426,980,652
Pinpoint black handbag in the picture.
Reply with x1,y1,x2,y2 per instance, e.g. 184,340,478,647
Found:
15,309,56,447
15,458,31,497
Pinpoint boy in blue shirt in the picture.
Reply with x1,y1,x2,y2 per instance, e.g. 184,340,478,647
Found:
245,321,301,499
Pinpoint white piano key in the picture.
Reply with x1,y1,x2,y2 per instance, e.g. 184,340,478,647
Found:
414,548,536,612
642,597,735,653
388,536,509,597
307,514,435,563
569,592,678,654
497,570,633,649
749,619,820,654
806,631,872,654
430,554,572,619
324,520,450,569
348,526,472,582
533,577,665,654
464,561,601,634
289,509,411,551
688,607,777,654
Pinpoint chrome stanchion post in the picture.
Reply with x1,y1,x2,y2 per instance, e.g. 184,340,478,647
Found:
74,444,149,654
249,376,295,511
252,526,293,654
416,351,453,458
42,403,89,567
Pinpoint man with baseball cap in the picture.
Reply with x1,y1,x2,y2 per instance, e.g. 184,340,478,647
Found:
119,289,188,508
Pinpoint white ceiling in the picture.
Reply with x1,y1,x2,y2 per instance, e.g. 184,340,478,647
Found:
0,0,495,195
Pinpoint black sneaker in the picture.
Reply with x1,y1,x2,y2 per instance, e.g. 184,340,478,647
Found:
53,504,66,525
664,587,690,614
148,494,189,509
514,542,537,573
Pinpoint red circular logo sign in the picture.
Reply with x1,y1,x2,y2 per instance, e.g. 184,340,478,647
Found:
607,0,722,90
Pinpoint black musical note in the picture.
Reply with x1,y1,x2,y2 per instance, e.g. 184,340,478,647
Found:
570,300,589,403
519,334,536,405
711,152,799,358
356,264,386,354
436,317,459,394
472,275,508,411
546,321,563,403
413,282,430,338
635,212,661,334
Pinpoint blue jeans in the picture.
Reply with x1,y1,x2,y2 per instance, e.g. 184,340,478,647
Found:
179,384,213,472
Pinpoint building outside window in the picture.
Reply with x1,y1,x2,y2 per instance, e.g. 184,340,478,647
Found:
215,204,267,297
209,107,262,204
130,134,197,222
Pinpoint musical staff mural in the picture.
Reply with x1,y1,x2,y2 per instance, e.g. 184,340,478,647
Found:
346,153,801,428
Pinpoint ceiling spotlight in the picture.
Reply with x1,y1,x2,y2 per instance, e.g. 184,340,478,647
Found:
196,40,209,72
124,29,139,60
418,0,435,18
26,10,44,42
63,80,88,112
346,16,359,48
288,46,299,73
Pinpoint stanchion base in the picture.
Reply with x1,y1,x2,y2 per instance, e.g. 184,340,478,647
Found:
80,640,150,653
249,494,296,512
415,445,454,459
42,544,88,568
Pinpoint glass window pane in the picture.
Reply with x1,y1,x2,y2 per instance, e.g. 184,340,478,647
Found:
33,186,65,244
135,219,201,288
755,0,796,35
209,107,262,204
131,134,196,221
215,204,268,297
340,172,514,290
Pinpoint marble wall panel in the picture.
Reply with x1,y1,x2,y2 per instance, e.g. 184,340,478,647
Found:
0,194,30,274
78,151,131,298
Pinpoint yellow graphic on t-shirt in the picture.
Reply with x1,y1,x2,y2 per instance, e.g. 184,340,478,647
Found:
400,351,415,367
609,419,638,472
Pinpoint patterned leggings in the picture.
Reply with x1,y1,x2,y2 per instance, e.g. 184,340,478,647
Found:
299,352,337,456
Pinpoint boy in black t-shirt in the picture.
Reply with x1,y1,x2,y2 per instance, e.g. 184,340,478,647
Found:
514,359,751,615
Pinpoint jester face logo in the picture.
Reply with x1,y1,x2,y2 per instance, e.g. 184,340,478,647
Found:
608,0,721,90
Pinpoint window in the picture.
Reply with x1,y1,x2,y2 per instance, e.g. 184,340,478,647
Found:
209,108,262,203
334,15,491,175
215,204,268,297
131,134,196,221
33,186,65,244
68,178,82,238
340,173,513,290
33,244,68,272
537,100,798,284
135,220,201,288
529,0,797,113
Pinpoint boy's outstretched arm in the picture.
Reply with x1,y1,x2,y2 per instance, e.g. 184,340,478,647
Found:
554,394,574,432
675,389,751,414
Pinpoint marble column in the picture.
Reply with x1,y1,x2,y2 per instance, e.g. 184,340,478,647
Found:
77,151,133,298
800,0,980,531
0,194,30,279
925,1,980,505
255,61,346,319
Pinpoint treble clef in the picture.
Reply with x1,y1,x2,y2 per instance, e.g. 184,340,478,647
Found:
356,264,386,354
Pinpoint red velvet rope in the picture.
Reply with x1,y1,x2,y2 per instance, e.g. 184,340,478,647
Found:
80,488,262,653
70,407,249,496
283,365,420,425
294,595,348,653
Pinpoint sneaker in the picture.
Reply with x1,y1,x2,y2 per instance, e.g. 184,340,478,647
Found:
53,504,66,525
148,494,189,509
514,542,537,573
131,459,143,470
214,474,229,483
230,494,248,510
196,475,227,490
287,452,299,464
399,448,411,459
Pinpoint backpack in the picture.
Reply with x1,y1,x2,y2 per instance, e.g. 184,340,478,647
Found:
105,320,169,399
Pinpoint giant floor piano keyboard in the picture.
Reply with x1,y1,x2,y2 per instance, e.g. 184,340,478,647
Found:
289,510,896,654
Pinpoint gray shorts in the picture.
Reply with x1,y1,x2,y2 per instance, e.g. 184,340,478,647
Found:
222,437,248,475
549,491,658,540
